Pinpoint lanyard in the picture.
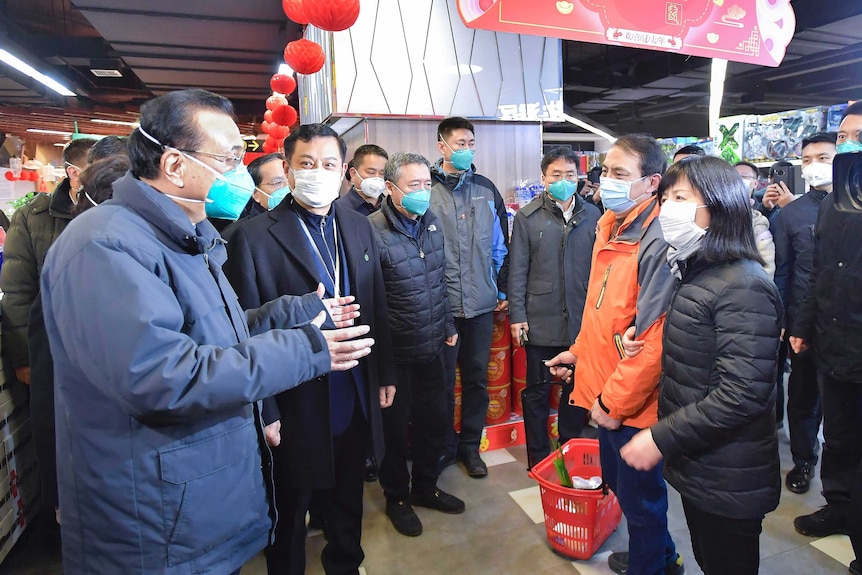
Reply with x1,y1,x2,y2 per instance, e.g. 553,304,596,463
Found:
296,212,340,298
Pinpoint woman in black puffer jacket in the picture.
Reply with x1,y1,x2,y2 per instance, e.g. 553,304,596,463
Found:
620,156,782,575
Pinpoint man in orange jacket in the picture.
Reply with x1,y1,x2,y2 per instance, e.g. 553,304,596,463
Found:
548,134,683,575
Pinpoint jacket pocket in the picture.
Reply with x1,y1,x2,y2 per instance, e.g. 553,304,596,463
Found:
527,280,553,295
159,421,267,566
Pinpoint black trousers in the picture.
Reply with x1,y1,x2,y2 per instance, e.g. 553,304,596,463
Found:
265,404,369,575
443,312,494,455
379,354,448,501
818,371,862,560
682,498,763,575
522,344,588,469
787,349,822,465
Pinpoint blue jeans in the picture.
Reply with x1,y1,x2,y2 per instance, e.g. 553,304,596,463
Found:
600,426,677,575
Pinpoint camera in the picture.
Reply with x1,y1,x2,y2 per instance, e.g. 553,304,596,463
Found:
833,150,862,214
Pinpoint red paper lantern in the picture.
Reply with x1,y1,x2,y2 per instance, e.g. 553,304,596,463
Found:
4,172,15,181
269,124,289,140
283,39,325,75
266,94,288,111
263,136,279,154
260,121,272,135
264,110,274,123
282,0,309,25
304,0,360,32
270,73,297,96
271,105,298,127
26,171,38,181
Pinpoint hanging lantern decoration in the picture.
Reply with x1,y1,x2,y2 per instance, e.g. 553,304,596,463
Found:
264,110,274,123
268,124,289,140
263,136,279,154
266,94,288,111
283,38,325,75
271,104,298,127
260,121,273,135
270,73,297,96
303,0,361,32
282,0,309,25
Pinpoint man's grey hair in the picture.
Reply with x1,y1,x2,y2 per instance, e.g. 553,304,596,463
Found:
384,152,431,184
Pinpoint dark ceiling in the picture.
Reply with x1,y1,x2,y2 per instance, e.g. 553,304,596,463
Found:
0,0,860,144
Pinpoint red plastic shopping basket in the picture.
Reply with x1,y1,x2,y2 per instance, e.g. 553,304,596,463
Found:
528,438,622,560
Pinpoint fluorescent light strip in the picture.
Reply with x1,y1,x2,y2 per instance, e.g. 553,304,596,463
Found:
0,49,76,97
27,128,73,136
562,113,616,143
91,118,139,127
709,58,728,139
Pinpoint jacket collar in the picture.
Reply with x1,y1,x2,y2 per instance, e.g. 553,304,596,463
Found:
112,172,225,263
48,178,75,220
540,191,586,223
380,195,432,236
431,160,473,191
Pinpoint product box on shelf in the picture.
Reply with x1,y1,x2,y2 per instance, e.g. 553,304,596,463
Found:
748,107,826,162
716,115,751,165
826,104,849,132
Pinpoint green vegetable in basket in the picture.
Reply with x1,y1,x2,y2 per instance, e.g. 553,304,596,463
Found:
553,446,573,488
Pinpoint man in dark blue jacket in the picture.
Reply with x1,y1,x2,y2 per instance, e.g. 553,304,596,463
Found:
508,147,601,469
772,132,836,495
223,123,396,575
39,89,373,575
336,144,388,216
369,152,464,537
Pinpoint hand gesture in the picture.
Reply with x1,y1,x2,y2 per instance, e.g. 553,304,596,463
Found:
311,311,374,371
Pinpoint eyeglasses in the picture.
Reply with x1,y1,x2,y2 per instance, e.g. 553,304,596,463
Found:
261,178,288,188
178,149,245,170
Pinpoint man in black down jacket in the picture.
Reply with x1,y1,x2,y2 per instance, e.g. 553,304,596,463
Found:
369,152,464,538
772,132,837,495
790,103,862,570
508,147,600,468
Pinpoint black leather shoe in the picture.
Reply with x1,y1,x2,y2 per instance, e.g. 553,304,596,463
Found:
364,457,378,483
794,505,847,537
458,450,487,478
385,500,422,537
786,462,814,493
410,488,466,514
608,551,685,575
849,559,860,575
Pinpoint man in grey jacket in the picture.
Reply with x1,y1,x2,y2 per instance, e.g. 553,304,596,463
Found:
40,89,373,575
508,147,601,469
430,117,508,478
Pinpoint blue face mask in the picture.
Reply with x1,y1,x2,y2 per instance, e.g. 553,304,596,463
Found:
600,175,647,213
837,139,862,154
395,186,431,216
181,153,255,220
548,179,576,202
441,137,475,171
258,185,291,210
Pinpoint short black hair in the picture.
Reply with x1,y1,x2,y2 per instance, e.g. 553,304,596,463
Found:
88,136,128,163
673,144,705,159
247,152,285,186
128,89,235,180
734,161,759,177
612,134,667,177
802,131,837,150
541,147,580,175
352,144,388,170
840,101,862,122
73,155,130,217
283,123,347,164
63,138,97,168
345,159,354,183
438,117,475,142
659,156,763,266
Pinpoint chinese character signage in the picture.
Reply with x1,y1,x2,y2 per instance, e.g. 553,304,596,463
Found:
458,0,795,67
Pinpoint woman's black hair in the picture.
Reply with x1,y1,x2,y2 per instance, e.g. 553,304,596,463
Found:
659,156,763,266
73,155,130,217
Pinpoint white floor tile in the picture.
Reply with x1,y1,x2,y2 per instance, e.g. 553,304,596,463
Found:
570,550,616,574
811,534,854,567
482,448,516,467
509,485,545,524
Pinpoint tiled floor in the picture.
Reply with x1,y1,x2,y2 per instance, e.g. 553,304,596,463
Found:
0,428,854,575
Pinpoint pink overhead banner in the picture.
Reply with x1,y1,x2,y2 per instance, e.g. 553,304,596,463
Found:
458,0,795,67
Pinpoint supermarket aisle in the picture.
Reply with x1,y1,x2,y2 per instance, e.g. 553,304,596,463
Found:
0,433,853,575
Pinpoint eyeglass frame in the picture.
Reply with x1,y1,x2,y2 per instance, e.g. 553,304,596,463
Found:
177,148,245,171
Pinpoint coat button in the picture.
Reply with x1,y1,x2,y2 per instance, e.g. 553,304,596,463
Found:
838,262,844,267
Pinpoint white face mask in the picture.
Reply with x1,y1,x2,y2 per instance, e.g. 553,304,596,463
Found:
659,201,707,249
801,162,833,189
290,167,342,208
358,175,386,200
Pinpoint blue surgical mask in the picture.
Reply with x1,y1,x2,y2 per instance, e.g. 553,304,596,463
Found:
548,179,576,202
182,153,255,220
837,139,862,154
394,185,431,216
441,137,475,171
600,175,647,213
257,185,291,210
